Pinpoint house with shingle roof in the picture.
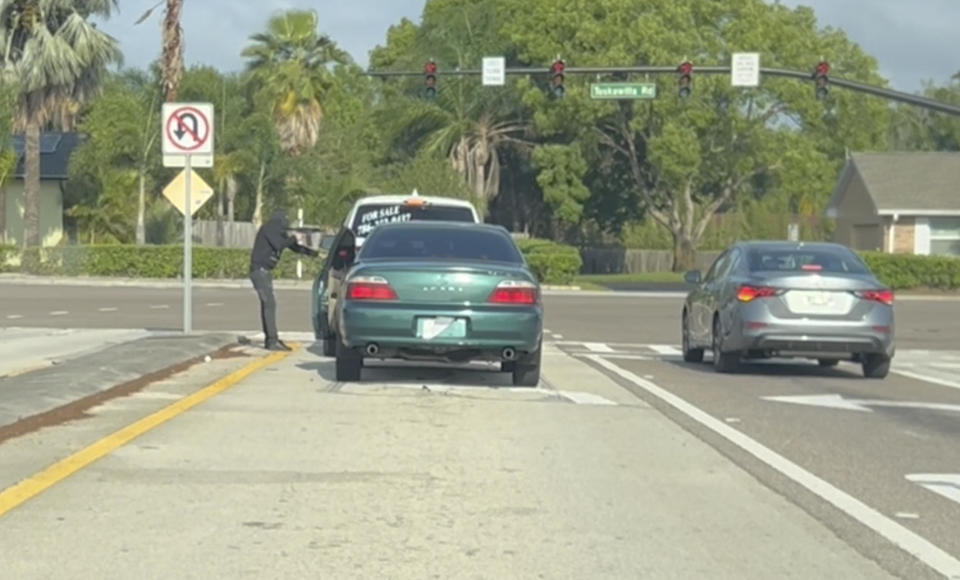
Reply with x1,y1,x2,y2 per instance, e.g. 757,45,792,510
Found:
1,132,82,246
825,152,960,256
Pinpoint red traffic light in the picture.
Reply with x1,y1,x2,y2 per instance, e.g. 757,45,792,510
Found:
815,61,829,76
678,61,693,75
425,60,437,75
551,59,565,75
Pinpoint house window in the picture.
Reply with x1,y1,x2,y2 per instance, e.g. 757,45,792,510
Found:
929,217,960,256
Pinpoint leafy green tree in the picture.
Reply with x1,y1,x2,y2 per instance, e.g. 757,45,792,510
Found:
500,0,890,269
890,73,960,151
0,82,16,242
0,0,122,246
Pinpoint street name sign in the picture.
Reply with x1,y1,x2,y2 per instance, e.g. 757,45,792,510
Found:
482,57,506,86
590,82,656,100
731,52,760,87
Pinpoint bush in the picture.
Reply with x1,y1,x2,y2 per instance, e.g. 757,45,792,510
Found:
1,238,585,285
517,238,583,285
859,252,960,290
14,245,326,280
0,244,15,272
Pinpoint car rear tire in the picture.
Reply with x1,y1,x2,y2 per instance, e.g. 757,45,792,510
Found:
712,317,739,373
861,354,890,379
335,338,362,381
320,314,336,356
512,343,541,387
817,358,839,367
682,311,704,363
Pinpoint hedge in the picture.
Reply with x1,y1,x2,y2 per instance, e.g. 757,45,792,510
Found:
859,252,960,290
0,237,584,285
0,244,15,273
516,238,583,285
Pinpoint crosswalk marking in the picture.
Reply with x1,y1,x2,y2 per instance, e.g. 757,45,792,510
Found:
583,342,614,353
648,344,682,355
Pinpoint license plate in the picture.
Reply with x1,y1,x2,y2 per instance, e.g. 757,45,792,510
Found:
806,292,830,306
416,317,466,339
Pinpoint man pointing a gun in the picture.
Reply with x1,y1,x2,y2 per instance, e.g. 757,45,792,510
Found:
250,209,318,351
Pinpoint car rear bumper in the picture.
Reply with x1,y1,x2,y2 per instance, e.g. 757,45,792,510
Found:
338,303,542,360
728,319,894,357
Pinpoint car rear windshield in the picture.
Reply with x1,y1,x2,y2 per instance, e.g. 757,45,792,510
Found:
351,202,475,237
360,227,523,263
746,247,869,274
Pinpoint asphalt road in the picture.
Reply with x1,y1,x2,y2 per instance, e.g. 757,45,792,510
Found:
3,282,960,577
0,283,956,348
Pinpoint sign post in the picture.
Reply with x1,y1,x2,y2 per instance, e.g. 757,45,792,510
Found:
162,102,214,334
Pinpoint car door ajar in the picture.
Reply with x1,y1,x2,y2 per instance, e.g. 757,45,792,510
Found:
711,248,743,335
694,250,732,343
326,228,357,329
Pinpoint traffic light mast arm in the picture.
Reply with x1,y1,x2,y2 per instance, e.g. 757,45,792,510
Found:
365,65,960,116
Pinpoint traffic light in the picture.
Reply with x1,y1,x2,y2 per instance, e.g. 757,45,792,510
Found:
813,61,829,99
424,59,437,99
678,61,693,98
550,59,565,98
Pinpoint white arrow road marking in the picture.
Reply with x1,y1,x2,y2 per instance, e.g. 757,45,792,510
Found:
762,394,960,414
906,474,960,507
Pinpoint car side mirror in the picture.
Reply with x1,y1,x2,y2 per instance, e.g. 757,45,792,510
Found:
684,270,701,284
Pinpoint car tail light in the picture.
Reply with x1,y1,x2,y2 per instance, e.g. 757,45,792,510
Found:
856,289,893,305
737,285,779,302
488,280,538,304
346,276,397,300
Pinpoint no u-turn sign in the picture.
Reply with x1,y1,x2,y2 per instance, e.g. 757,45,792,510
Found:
162,102,214,156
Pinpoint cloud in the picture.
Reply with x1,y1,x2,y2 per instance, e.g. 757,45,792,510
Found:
97,0,958,92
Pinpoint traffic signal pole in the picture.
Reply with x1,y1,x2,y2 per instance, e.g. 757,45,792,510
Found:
366,65,960,117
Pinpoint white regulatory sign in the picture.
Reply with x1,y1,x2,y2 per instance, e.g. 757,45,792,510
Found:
162,102,214,166
482,56,506,86
731,52,760,87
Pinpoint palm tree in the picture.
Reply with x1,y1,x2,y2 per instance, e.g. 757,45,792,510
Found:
0,0,123,247
136,0,182,101
387,79,532,213
242,9,350,156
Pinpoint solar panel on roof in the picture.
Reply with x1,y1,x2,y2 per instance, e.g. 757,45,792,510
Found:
8,133,62,154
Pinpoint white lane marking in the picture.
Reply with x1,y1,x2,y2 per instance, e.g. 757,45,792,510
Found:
572,353,653,361
206,302,223,307
895,513,921,520
892,369,960,392
583,342,614,353
98,307,117,312
906,474,960,507
585,354,960,578
763,394,960,414
725,417,741,423
544,328,552,333
555,390,618,405
649,344,682,355
553,334,564,339
49,311,68,316
149,304,169,310
6,314,23,319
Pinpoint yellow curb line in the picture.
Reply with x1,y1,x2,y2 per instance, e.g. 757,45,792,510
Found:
0,343,298,518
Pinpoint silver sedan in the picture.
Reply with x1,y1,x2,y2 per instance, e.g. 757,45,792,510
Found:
681,241,894,378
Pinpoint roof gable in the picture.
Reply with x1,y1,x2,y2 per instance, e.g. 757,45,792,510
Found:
846,152,960,212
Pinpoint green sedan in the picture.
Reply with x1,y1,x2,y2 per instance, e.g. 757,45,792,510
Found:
329,221,543,386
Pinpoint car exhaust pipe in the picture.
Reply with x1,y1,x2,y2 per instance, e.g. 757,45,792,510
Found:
365,343,379,355
501,347,516,360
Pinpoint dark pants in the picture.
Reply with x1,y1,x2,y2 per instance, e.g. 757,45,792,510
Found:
250,267,278,344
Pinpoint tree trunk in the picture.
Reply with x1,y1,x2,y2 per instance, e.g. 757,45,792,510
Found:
672,232,697,272
136,169,146,245
226,175,236,222
23,120,41,247
162,0,184,102
252,161,266,227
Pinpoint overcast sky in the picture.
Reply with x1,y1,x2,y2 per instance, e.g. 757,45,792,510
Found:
98,0,960,93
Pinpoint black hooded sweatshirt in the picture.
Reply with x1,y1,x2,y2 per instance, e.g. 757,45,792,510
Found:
250,209,316,271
